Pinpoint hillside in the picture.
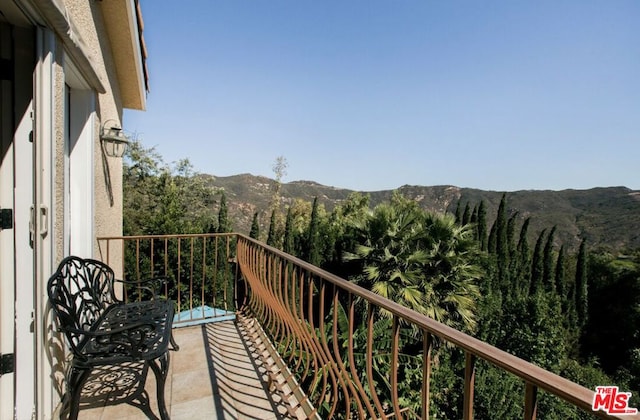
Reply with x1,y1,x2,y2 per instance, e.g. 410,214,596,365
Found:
204,173,640,252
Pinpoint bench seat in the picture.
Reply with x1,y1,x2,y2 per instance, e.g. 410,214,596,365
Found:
76,300,174,367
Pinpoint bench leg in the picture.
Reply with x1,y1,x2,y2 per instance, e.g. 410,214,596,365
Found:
66,367,91,420
170,332,180,351
149,351,171,420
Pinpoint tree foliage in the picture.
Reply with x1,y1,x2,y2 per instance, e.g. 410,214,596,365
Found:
122,143,637,418
123,140,217,236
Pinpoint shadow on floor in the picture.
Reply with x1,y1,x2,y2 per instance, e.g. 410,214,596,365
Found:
202,320,291,419
74,362,159,419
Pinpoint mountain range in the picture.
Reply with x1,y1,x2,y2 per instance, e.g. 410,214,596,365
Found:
203,173,640,252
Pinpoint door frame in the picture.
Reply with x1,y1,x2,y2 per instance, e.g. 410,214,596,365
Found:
33,26,56,420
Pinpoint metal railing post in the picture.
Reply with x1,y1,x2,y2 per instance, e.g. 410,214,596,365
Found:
463,352,476,420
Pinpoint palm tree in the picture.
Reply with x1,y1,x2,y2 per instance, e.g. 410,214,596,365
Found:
421,212,482,332
344,197,482,333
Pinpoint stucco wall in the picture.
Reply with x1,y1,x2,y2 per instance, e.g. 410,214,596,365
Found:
59,0,127,275
53,51,64,267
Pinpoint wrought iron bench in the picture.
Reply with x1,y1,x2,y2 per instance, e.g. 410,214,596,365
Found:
47,256,179,420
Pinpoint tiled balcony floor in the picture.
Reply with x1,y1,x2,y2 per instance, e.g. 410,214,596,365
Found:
76,319,296,419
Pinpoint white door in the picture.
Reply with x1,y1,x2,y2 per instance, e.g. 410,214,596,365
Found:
0,22,18,420
15,26,38,420
13,83,36,420
0,22,37,420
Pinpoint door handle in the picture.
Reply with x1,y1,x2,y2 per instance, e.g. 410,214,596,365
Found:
39,205,48,238
29,205,34,248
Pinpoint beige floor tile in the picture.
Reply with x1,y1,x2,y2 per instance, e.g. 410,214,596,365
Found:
77,406,103,419
172,342,207,373
171,369,217,404
173,325,206,348
171,395,237,419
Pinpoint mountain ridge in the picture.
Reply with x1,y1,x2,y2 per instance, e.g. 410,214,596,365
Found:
203,173,640,252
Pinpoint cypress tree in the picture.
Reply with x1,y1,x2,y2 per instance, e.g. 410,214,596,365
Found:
530,229,546,296
575,239,588,328
249,212,260,239
206,220,217,234
543,226,557,291
505,212,519,297
306,197,321,266
496,194,509,286
555,245,566,301
496,194,508,261
516,218,531,258
487,221,497,254
217,192,231,233
454,200,462,224
471,204,478,225
462,202,472,225
283,206,294,255
266,209,277,247
565,274,578,341
477,200,487,251
516,217,531,296
216,192,231,279
507,212,519,258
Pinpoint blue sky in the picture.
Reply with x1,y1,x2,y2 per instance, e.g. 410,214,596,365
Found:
124,1,639,192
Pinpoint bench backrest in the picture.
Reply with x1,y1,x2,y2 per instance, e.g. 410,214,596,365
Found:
47,256,118,352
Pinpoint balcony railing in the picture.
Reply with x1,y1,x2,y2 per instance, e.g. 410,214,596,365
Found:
97,233,635,420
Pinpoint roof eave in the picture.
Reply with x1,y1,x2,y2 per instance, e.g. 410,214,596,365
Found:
100,0,147,111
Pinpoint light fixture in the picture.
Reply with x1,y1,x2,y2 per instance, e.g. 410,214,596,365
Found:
100,120,130,158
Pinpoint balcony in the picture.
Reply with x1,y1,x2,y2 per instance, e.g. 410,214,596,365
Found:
87,233,633,419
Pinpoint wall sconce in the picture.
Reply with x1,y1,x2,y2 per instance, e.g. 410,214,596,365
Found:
100,120,130,158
